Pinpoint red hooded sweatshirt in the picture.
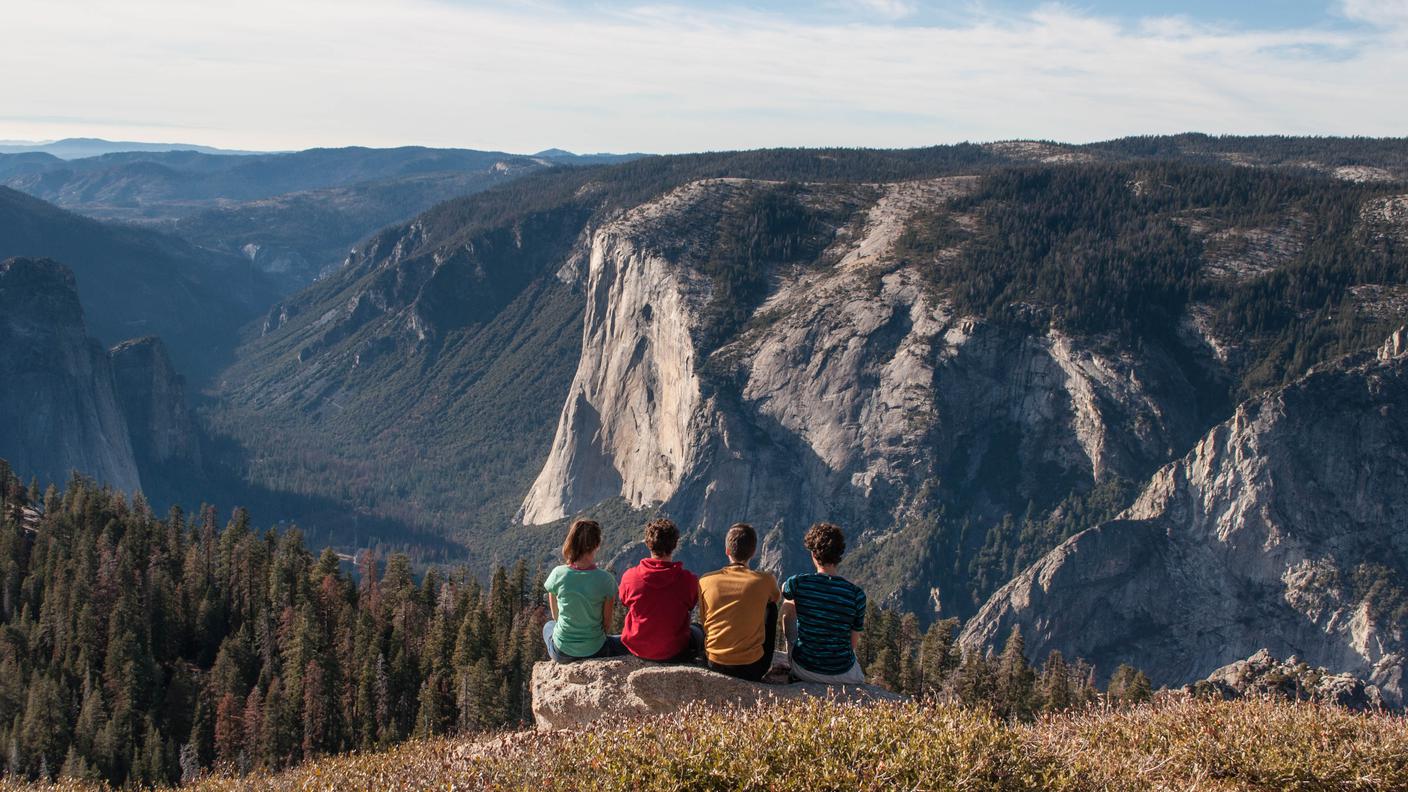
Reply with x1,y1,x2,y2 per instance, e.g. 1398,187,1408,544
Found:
619,557,699,661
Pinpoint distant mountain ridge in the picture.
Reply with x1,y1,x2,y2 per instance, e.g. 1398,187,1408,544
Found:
0,186,277,381
0,137,265,158
0,143,648,293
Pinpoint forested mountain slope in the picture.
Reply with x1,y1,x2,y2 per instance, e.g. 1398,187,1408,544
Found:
210,139,1408,610
0,188,275,381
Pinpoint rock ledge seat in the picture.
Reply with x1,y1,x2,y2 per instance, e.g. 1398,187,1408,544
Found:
531,655,905,730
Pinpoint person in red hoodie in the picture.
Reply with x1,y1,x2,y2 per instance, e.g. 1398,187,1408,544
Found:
618,518,703,663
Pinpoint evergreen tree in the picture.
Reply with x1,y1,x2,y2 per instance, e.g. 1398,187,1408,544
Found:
994,627,1036,720
1107,664,1154,706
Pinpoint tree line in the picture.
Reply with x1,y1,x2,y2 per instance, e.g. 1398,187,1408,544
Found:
0,463,1149,787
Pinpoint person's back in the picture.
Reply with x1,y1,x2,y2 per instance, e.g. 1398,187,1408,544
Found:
698,523,780,681
782,522,867,684
543,518,625,663
619,518,701,662
545,564,618,657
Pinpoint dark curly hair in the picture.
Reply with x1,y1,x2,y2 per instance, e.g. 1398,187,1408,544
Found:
803,522,845,566
644,517,679,557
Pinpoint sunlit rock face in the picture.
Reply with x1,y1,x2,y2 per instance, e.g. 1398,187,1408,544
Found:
962,332,1408,706
520,179,1202,599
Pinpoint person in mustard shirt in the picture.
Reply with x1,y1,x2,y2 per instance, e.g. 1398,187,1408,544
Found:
697,523,781,681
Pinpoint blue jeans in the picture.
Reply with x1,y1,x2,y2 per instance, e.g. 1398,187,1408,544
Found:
542,620,626,663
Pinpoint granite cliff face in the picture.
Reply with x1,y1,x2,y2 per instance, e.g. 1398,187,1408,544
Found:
110,336,202,469
961,329,1408,705
0,257,141,492
209,147,1406,635
520,179,1209,608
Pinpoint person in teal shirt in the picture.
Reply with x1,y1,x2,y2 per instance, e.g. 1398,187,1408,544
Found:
543,518,626,662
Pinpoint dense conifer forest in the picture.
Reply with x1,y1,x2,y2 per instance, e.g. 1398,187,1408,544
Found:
0,461,1150,786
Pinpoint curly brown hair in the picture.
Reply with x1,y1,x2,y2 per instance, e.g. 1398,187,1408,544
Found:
644,517,679,557
803,522,845,566
562,519,602,564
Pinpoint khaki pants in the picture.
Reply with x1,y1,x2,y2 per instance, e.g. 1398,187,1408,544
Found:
787,643,866,684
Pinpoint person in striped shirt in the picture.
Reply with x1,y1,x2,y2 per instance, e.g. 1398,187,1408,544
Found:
780,522,867,684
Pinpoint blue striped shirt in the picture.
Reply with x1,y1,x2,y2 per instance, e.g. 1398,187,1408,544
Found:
782,573,866,675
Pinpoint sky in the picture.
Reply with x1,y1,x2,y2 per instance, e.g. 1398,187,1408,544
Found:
2,0,1405,154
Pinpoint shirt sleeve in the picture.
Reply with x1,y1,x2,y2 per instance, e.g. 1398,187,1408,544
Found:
684,571,699,610
544,565,563,595
781,575,796,601
852,586,867,631
616,570,632,606
767,573,781,603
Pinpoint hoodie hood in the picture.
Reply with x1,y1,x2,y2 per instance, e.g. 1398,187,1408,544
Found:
637,557,687,588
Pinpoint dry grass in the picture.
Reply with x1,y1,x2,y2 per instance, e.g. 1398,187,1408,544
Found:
3,697,1405,791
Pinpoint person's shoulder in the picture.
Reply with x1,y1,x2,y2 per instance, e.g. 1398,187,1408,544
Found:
544,564,569,586
742,566,777,584
781,572,811,590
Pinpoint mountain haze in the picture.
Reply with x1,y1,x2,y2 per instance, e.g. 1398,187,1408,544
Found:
0,187,275,381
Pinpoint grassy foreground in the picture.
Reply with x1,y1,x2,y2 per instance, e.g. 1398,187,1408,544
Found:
4,697,1405,791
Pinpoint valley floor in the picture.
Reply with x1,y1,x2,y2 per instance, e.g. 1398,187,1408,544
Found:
4,697,1405,791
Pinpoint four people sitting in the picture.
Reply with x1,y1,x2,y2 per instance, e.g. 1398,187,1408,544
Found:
543,515,868,686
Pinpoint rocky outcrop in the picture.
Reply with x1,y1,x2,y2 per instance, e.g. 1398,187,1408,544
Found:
520,179,1207,607
520,183,714,524
961,331,1408,705
1194,649,1386,711
110,336,201,467
530,656,903,730
0,257,141,492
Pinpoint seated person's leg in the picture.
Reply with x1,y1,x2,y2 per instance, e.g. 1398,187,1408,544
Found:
543,620,568,664
790,659,866,685
590,634,627,659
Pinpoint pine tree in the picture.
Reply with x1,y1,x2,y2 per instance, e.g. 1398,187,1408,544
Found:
1038,651,1074,712
1107,664,1153,706
917,618,960,696
995,627,1036,719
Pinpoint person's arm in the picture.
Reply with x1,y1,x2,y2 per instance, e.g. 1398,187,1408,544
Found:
602,596,615,631
851,587,866,655
548,593,559,621
780,599,798,647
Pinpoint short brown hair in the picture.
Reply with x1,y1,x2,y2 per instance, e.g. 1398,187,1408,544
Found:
644,518,678,557
562,519,602,564
803,522,845,566
725,523,757,561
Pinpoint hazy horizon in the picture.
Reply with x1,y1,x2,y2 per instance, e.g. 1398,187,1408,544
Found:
3,0,1405,154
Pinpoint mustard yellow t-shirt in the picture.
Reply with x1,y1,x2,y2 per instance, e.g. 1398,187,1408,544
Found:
698,563,781,666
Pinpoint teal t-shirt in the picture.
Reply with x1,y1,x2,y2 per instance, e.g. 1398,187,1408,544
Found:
544,565,617,657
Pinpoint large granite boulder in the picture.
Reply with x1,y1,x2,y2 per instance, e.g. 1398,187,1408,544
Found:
531,656,905,730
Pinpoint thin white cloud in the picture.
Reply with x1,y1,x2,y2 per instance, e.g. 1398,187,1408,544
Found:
836,0,920,20
1340,0,1408,27
0,0,1403,153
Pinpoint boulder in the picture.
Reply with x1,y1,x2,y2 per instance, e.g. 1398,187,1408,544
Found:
530,655,905,730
